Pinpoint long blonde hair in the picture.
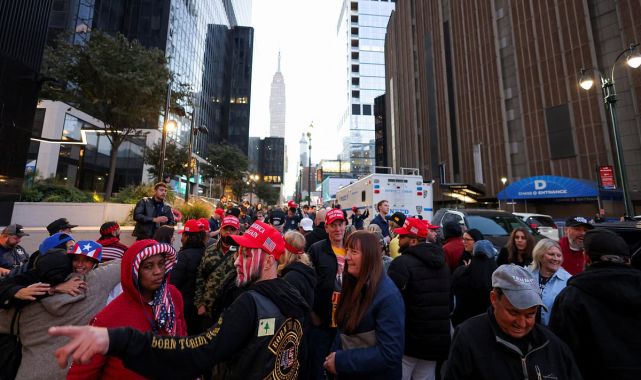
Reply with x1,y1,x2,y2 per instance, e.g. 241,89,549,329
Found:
278,230,312,273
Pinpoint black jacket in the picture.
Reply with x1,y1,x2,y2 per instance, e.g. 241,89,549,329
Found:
387,242,452,360
281,261,316,308
109,278,310,380
169,245,205,335
133,197,175,239
307,239,337,327
451,255,497,327
305,223,328,251
445,309,583,380
550,263,641,380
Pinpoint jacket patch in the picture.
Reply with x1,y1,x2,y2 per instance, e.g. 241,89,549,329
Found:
258,318,276,337
266,318,302,379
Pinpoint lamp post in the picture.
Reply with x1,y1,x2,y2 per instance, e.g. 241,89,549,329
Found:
579,43,640,217
248,174,259,205
307,122,313,206
184,104,208,202
499,176,507,210
158,82,174,182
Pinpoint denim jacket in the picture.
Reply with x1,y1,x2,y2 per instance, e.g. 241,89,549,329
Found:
531,267,571,325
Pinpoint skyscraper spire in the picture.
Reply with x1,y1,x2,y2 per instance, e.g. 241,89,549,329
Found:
277,50,281,72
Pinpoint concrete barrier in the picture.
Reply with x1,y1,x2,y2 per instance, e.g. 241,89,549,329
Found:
11,202,134,227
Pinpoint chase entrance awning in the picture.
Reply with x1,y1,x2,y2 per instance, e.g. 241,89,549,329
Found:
498,176,603,200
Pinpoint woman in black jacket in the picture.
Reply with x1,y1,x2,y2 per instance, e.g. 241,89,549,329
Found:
451,240,498,327
170,219,207,335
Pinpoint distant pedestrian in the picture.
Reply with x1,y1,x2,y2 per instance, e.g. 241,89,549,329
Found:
458,229,483,267
132,182,175,240
497,227,535,267
298,217,314,236
97,222,128,262
442,222,465,273
46,218,77,236
350,206,370,230
152,225,175,245
369,200,390,240
208,208,224,238
0,224,30,275
387,212,406,259
558,216,593,275
305,209,328,251
284,204,302,233
551,229,641,380
445,265,582,380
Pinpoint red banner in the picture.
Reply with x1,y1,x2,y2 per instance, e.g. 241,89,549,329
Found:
599,165,616,190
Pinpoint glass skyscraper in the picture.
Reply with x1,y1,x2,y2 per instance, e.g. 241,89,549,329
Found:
337,0,395,177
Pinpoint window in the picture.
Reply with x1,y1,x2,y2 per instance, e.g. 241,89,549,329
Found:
352,77,360,86
362,104,372,115
361,191,366,202
352,90,360,99
351,64,359,73
545,104,576,159
352,104,361,115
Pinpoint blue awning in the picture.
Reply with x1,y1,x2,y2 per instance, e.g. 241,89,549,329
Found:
498,176,604,200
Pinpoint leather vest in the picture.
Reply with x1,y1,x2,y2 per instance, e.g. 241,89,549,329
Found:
226,291,304,380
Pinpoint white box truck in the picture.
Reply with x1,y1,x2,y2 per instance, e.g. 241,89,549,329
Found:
335,169,434,223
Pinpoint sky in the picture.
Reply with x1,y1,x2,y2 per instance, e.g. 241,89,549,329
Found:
249,0,345,196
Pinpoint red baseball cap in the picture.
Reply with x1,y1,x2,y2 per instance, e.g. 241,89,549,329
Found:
425,221,440,230
214,208,225,217
287,200,298,208
325,208,346,225
230,221,285,259
178,219,207,234
394,218,428,238
221,215,240,230
198,218,211,232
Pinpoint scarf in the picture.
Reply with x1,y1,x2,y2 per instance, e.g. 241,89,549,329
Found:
97,236,121,247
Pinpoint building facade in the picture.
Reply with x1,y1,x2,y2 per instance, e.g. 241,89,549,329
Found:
0,0,54,224
337,0,396,177
269,52,286,138
385,0,641,216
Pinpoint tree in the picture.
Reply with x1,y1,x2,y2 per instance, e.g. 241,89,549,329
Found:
202,144,249,197
40,31,189,199
254,182,280,206
231,179,249,202
143,141,190,179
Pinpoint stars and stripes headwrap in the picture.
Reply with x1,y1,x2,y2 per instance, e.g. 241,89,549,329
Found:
131,242,177,335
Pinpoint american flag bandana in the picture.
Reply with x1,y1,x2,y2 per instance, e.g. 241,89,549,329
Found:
131,243,177,335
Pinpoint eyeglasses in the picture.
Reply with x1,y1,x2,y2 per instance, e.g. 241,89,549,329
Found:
463,237,475,242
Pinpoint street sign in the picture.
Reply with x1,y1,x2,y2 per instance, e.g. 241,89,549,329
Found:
598,165,616,190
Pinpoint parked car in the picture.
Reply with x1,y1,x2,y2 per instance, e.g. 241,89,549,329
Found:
432,208,540,249
513,213,560,241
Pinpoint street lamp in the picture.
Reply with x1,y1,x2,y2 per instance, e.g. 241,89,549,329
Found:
499,177,507,210
185,110,208,202
307,122,313,206
158,118,177,182
248,174,259,205
579,42,640,217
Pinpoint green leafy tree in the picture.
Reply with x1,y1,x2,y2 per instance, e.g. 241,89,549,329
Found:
231,179,249,201
202,144,249,197
143,140,190,179
40,31,189,199
254,182,280,206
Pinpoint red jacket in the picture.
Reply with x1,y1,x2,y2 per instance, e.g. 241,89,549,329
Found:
67,241,187,380
443,237,465,273
559,236,586,275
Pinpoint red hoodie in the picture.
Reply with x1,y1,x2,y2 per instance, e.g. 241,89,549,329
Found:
67,240,187,380
559,236,586,275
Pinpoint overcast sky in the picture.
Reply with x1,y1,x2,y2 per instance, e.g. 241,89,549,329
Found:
249,0,345,195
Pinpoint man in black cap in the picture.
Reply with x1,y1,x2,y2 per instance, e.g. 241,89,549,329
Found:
46,218,78,236
550,229,641,380
558,216,593,275
0,224,30,275
445,264,582,380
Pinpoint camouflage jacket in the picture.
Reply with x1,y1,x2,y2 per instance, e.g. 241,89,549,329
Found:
194,242,237,311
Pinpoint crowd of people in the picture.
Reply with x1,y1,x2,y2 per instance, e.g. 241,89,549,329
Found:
0,187,639,380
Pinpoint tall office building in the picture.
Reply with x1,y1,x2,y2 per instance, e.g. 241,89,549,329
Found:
269,52,286,138
336,0,396,177
299,133,308,167
0,0,54,224
385,0,641,214
31,0,254,194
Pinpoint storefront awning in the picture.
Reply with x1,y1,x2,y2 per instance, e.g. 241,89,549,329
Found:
497,175,615,200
